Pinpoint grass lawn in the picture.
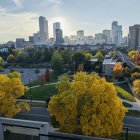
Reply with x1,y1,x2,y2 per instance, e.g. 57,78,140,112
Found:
110,132,140,140
115,83,135,102
27,71,58,87
24,84,58,101
126,110,140,117
117,82,132,95
122,102,133,108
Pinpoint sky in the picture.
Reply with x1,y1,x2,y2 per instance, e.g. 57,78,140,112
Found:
0,0,140,42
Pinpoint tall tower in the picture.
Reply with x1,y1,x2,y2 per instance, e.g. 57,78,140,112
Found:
39,16,49,44
129,25,140,50
77,30,84,45
55,29,64,44
53,22,61,40
111,21,122,46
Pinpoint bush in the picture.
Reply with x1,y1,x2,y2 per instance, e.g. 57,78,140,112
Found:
0,66,4,72
35,68,40,74
10,68,15,73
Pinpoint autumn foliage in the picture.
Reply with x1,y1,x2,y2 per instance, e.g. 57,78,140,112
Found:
48,72,127,137
113,63,123,78
45,68,51,82
133,80,140,97
39,74,46,86
0,72,30,117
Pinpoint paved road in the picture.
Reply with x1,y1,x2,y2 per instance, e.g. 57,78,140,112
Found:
117,51,135,69
13,107,140,133
0,68,46,84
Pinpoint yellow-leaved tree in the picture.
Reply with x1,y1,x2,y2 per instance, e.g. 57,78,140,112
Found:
48,72,127,137
133,80,140,96
0,72,30,117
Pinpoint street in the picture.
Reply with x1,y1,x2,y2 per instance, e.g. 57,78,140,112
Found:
14,107,140,133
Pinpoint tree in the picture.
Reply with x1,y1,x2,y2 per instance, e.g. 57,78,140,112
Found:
134,54,140,65
113,63,123,78
60,49,72,64
45,68,51,82
72,51,85,66
39,74,46,86
95,51,104,62
77,64,84,72
123,67,132,78
128,50,138,59
0,72,30,117
51,51,63,75
133,80,140,96
109,51,116,57
131,72,140,81
48,72,127,137
0,57,4,66
7,54,16,63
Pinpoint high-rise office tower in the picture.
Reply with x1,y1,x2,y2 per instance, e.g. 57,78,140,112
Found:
53,22,61,39
103,30,111,43
111,21,122,46
39,16,48,44
94,33,105,44
55,29,64,44
77,30,84,45
129,25,140,50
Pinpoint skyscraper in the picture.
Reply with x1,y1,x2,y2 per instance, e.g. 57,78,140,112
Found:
55,29,64,44
53,22,60,39
77,30,84,45
111,21,122,46
129,25,140,50
103,30,111,43
39,16,49,44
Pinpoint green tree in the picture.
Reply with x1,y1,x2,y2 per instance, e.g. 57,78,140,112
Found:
0,57,4,66
48,72,127,137
51,51,63,75
7,54,16,63
60,49,72,64
95,51,104,62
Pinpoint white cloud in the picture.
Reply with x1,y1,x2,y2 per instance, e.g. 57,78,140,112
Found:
0,7,39,42
12,0,21,7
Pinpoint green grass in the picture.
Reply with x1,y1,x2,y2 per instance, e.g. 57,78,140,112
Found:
116,85,135,102
123,102,133,108
126,110,140,117
26,71,58,87
25,84,58,101
110,132,140,140
117,82,132,94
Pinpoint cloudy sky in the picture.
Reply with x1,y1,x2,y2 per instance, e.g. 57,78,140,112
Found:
0,0,140,42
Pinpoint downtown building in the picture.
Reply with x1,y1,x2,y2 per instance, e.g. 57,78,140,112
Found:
53,22,60,40
55,29,64,45
39,16,49,44
129,25,140,50
94,33,105,44
77,30,85,45
103,30,112,44
111,21,122,46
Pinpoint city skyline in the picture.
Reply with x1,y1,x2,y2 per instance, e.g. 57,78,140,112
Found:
1,0,140,42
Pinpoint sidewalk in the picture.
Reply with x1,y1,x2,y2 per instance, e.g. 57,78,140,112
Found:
30,82,59,89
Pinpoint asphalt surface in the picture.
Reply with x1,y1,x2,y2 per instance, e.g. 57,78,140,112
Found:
0,68,46,84
13,107,140,133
